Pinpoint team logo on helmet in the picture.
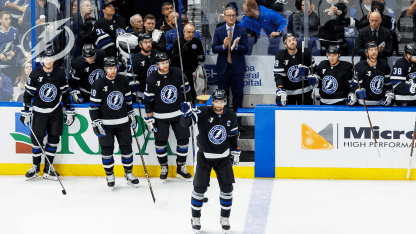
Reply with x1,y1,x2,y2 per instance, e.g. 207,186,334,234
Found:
39,84,57,102
147,65,158,77
408,72,416,80
116,28,126,37
107,91,124,110
88,69,105,85
287,65,302,82
208,125,227,145
370,75,384,94
161,85,178,104
322,76,338,94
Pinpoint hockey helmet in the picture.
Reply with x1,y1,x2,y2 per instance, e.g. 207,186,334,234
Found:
365,41,378,53
283,33,296,45
212,89,227,105
327,45,341,57
138,33,152,44
41,48,56,63
82,44,96,58
103,56,117,68
405,43,416,56
155,52,169,63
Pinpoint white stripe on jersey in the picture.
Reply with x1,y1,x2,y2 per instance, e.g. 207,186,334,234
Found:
204,148,230,159
101,116,128,125
60,84,69,90
391,76,406,81
90,97,101,102
320,98,346,104
32,96,62,114
80,87,91,94
286,86,313,95
25,84,36,90
395,95,416,101
144,92,155,96
153,110,182,119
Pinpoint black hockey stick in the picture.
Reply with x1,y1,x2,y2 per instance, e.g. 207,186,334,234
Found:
28,124,67,195
351,47,381,157
302,41,305,105
310,40,316,105
173,0,197,164
407,117,416,179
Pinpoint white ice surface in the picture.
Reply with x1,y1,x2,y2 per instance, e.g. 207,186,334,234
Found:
0,176,415,234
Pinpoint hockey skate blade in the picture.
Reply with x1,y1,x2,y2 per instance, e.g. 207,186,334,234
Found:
43,174,58,181
176,174,192,182
192,228,200,233
126,181,139,188
25,174,39,181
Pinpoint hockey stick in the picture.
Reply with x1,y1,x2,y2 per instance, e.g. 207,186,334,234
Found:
302,41,305,105
407,117,416,179
310,40,316,105
352,47,381,157
28,124,67,195
173,0,197,165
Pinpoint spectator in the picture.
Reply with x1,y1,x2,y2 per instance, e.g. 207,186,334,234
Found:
0,67,13,101
355,0,394,31
406,1,416,43
319,2,351,56
156,2,174,31
130,14,143,34
317,0,350,26
0,11,20,80
355,11,393,61
139,14,166,52
171,23,205,101
162,11,179,33
293,0,320,37
79,0,97,47
12,61,31,102
212,6,248,131
166,14,202,53
216,2,240,28
0,0,28,30
238,0,287,38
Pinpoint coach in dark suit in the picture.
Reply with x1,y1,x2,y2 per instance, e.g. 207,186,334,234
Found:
356,11,393,61
212,6,248,131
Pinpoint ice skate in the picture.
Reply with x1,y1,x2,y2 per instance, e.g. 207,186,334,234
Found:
160,164,168,182
176,162,191,181
25,164,40,181
125,172,139,188
106,174,115,190
191,217,201,233
220,216,230,233
43,163,59,181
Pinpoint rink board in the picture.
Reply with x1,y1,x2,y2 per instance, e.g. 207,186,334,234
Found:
0,103,254,178
255,105,416,180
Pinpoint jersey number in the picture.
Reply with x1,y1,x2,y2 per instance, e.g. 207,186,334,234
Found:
96,29,105,35
394,68,402,75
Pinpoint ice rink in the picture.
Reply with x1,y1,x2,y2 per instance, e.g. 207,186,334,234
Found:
1,176,416,234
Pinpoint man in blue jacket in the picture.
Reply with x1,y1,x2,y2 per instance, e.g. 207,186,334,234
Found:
0,67,13,101
212,6,248,131
239,0,287,38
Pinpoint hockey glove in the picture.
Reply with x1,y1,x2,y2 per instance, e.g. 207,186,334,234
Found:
230,148,241,166
347,92,357,106
127,110,137,129
129,81,140,93
91,120,106,138
180,102,192,117
275,88,287,106
381,90,394,107
409,80,416,94
298,65,308,77
307,74,318,86
144,117,158,133
356,88,366,99
20,110,32,126
70,90,84,103
64,109,76,126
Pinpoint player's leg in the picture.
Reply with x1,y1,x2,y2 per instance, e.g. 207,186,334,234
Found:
214,158,235,233
171,118,191,179
115,124,139,187
26,113,47,180
43,110,64,180
99,127,116,188
154,120,170,180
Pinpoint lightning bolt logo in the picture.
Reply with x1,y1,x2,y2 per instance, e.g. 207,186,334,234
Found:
166,89,173,99
45,88,53,97
214,130,222,139
325,80,333,90
113,95,120,105
208,125,227,145
294,69,299,78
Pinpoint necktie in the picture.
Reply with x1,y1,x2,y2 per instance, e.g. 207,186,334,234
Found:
372,30,377,43
227,28,232,64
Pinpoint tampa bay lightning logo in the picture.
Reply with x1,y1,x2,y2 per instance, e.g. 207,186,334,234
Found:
147,65,158,77
208,125,227,145
322,76,338,94
39,84,57,102
370,75,384,94
287,65,302,82
88,69,105,85
408,72,416,80
107,91,124,110
161,85,178,104
116,28,126,37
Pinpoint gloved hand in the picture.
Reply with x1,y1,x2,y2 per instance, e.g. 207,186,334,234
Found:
70,90,84,103
356,88,366,99
129,81,140,92
298,65,308,77
144,117,158,133
275,88,287,106
347,92,357,106
180,102,192,117
409,79,416,94
91,119,106,138
64,108,75,126
127,110,137,129
307,74,318,86
381,90,394,107
230,148,241,166
20,110,32,126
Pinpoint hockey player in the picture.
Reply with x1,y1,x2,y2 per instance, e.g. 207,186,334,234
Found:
21,48,75,181
180,89,240,234
352,42,393,106
143,52,192,181
315,45,354,105
69,44,106,103
390,42,416,106
89,56,139,188
274,33,317,106
131,33,160,100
